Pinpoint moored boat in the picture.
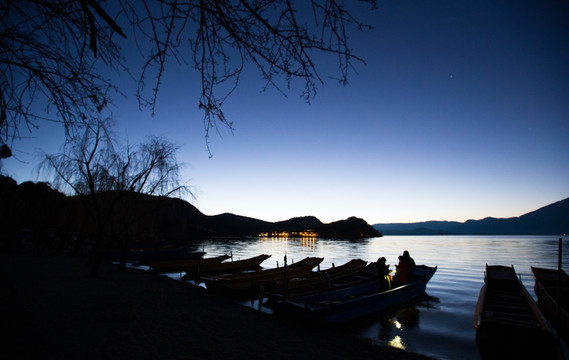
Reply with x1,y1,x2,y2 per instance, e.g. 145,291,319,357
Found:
182,254,272,278
531,266,569,343
201,257,324,292
280,264,437,323
106,245,206,262
266,259,371,302
474,264,561,359
148,254,230,273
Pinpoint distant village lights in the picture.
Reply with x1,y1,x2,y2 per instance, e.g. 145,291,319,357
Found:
258,230,318,238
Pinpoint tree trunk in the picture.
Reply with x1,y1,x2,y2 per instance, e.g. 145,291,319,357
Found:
118,233,129,272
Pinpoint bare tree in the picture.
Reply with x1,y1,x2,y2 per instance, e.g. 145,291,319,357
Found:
106,134,191,271
39,117,189,274
1,0,375,155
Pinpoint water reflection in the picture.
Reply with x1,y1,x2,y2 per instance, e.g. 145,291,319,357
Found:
259,236,318,251
375,307,420,350
397,306,420,328
388,335,406,350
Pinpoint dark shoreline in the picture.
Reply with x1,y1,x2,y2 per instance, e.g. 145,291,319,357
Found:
1,247,434,360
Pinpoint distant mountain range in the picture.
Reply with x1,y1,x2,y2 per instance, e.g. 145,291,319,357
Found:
4,175,565,242
1,176,381,246
373,198,569,235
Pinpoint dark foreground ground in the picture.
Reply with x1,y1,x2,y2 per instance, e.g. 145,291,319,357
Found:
1,247,435,360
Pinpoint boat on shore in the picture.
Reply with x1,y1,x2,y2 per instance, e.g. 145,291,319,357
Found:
280,264,436,323
148,254,230,273
474,264,561,359
106,245,206,262
182,254,272,278
265,259,371,303
531,266,569,343
201,257,324,292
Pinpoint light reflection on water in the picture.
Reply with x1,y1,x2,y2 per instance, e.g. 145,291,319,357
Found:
190,235,569,360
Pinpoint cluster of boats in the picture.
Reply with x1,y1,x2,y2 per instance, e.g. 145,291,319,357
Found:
198,255,436,323
111,242,569,355
118,246,438,323
474,264,569,359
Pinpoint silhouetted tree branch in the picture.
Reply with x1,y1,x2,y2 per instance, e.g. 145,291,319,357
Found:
2,0,375,155
0,0,125,151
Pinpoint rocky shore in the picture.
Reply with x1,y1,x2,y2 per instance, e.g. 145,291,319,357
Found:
1,248,434,360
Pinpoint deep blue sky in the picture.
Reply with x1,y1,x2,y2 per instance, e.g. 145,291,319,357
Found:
4,1,569,224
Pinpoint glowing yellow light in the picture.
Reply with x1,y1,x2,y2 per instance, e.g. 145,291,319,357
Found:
388,336,406,350
262,230,317,238
394,320,402,329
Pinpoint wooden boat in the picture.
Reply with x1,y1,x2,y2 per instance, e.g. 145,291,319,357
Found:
266,259,371,302
474,264,560,359
531,266,569,343
147,254,231,273
201,257,324,292
280,264,437,323
106,245,205,262
182,254,272,278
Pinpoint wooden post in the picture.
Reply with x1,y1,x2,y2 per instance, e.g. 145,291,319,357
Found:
258,285,264,311
558,238,562,328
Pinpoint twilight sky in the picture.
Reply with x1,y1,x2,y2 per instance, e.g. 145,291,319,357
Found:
4,1,569,225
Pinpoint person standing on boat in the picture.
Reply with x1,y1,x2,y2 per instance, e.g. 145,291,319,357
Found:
376,257,391,290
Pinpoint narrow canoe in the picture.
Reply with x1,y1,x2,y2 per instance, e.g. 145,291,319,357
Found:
474,264,561,359
148,254,230,273
266,259,371,302
106,246,206,262
281,264,437,323
531,266,569,343
201,257,324,292
182,254,272,278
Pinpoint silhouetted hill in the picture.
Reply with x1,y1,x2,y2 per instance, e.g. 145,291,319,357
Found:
272,216,324,232
316,217,382,238
374,198,569,235
1,176,380,250
204,213,270,236
203,214,380,239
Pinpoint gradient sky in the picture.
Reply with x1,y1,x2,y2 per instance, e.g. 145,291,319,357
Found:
4,1,569,225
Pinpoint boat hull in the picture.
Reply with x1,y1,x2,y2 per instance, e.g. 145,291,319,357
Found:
266,259,369,302
148,254,231,273
202,257,324,292
182,254,272,278
106,246,205,262
474,265,560,359
531,266,569,343
282,265,436,323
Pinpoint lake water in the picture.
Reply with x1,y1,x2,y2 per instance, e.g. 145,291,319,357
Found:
175,235,569,360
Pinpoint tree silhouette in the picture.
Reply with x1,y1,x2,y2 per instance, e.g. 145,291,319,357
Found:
1,0,375,155
39,117,189,275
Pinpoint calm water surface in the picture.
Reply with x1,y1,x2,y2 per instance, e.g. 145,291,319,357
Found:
181,235,569,360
